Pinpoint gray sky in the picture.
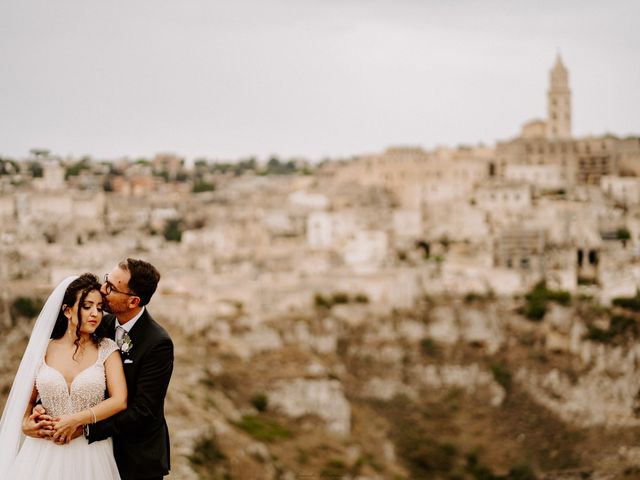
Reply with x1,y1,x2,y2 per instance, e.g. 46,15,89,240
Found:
1,0,638,161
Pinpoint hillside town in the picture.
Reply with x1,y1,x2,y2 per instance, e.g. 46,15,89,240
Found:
2,56,640,479
1,55,640,319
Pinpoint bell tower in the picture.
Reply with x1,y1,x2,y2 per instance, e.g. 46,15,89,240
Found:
547,54,572,139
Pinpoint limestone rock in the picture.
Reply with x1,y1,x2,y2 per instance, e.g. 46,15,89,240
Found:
413,363,506,406
427,306,459,345
268,379,351,436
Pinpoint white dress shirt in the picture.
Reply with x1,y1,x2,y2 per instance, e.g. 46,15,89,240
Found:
115,306,145,336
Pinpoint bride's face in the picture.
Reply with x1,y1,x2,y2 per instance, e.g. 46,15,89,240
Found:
67,289,104,336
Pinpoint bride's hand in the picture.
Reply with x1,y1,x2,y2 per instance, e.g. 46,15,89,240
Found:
53,425,83,445
52,414,82,444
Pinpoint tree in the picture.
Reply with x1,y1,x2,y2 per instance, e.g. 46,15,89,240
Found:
192,180,215,193
29,161,43,178
164,219,183,242
29,148,50,158
617,227,631,247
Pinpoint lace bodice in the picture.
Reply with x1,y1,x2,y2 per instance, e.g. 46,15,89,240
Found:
35,338,119,418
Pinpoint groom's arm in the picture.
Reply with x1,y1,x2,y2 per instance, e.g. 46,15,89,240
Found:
87,338,173,443
22,388,55,439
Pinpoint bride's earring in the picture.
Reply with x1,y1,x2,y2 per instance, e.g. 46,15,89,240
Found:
63,306,74,340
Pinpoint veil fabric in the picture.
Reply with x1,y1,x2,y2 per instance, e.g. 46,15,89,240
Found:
0,275,78,473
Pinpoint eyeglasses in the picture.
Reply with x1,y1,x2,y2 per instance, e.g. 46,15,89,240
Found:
103,274,138,297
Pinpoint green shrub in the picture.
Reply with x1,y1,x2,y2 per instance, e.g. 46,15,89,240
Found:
188,432,230,479
64,158,91,179
314,293,332,309
354,453,383,473
505,464,537,480
464,292,483,303
523,297,546,321
610,315,639,337
235,415,291,442
10,297,43,320
251,393,268,412
585,315,638,343
420,337,438,357
314,292,368,308
407,440,457,474
490,363,512,390
163,219,182,242
624,466,640,476
612,294,640,312
467,458,537,480
192,180,216,193
617,228,631,242
331,292,349,304
189,433,226,467
546,289,571,305
354,293,369,303
522,281,571,321
320,458,349,478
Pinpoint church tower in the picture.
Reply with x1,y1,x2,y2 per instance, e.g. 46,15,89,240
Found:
546,54,572,139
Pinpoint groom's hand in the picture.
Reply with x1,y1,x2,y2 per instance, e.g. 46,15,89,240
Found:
22,405,55,439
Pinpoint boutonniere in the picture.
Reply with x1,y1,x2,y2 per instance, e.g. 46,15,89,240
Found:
120,332,133,354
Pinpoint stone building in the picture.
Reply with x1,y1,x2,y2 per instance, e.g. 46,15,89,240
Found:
33,160,65,191
546,54,572,140
335,145,491,209
474,181,532,212
494,228,545,273
495,55,640,185
601,175,640,206
503,164,564,192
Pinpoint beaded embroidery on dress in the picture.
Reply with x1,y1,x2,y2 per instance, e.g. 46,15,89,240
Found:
5,338,121,479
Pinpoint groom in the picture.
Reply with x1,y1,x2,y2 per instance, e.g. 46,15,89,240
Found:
88,258,174,480
25,258,174,480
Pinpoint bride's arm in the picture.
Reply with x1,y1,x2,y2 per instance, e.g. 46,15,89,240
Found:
52,351,127,442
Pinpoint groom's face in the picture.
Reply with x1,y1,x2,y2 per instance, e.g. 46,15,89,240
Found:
101,266,134,314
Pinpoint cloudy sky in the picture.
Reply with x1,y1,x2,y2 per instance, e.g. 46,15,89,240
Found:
1,0,638,161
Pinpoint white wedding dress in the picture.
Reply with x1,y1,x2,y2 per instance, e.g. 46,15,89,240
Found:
6,338,121,480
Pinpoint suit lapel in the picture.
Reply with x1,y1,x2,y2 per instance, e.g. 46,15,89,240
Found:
122,310,151,363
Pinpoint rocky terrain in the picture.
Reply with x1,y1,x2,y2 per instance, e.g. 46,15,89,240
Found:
3,287,640,480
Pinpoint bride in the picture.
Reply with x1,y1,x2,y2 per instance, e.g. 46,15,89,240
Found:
0,273,127,479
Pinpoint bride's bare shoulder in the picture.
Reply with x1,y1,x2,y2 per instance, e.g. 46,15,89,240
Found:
43,338,63,362
45,338,63,352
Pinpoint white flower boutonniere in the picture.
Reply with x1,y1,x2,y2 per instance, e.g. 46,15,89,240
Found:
120,332,133,354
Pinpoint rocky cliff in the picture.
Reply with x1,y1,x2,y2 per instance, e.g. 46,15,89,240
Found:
3,290,640,479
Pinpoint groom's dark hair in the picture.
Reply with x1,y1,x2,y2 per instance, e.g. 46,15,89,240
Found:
120,258,161,307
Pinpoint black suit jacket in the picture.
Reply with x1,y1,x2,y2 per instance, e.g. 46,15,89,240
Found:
89,310,174,480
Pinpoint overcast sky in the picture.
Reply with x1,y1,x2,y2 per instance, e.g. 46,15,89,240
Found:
1,0,638,161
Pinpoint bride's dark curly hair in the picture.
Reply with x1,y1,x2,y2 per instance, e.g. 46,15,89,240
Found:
50,273,107,357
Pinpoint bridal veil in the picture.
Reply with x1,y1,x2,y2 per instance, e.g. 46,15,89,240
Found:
0,275,77,472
